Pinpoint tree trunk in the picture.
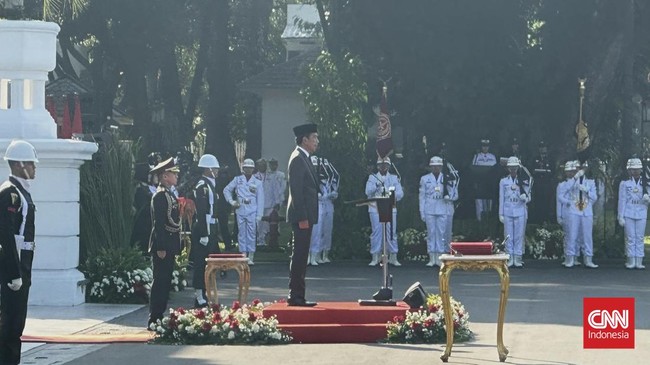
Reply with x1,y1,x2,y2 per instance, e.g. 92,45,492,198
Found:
205,0,237,169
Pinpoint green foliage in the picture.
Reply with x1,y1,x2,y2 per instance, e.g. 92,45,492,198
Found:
398,228,427,262
79,139,137,262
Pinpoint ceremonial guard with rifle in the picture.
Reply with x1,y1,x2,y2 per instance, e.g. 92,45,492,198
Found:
223,158,264,265
190,154,221,307
365,156,404,267
558,161,598,268
498,156,531,268
557,161,577,266
419,156,458,267
618,158,649,269
0,140,39,365
308,156,339,266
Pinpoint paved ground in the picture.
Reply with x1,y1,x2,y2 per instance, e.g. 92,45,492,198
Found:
20,258,650,364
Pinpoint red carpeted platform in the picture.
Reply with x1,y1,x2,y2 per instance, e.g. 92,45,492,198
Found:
262,301,412,343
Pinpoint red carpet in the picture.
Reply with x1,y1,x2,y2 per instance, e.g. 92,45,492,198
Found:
21,332,154,344
263,301,412,343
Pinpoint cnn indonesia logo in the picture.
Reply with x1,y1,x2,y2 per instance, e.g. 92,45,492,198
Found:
583,298,635,349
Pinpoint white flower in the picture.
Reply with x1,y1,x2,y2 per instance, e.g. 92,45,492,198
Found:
182,280,187,287
178,324,184,332
252,324,260,333
227,331,235,340
222,323,229,330
186,326,196,334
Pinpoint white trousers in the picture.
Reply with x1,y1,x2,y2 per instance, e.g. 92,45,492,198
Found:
236,212,257,253
257,207,273,245
504,215,525,255
425,214,448,253
320,202,334,251
369,210,398,254
566,214,593,257
624,217,646,257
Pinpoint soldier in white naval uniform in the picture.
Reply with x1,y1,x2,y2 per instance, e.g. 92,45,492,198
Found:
558,161,598,268
557,161,577,266
618,158,649,269
419,156,458,267
365,156,404,266
309,158,338,265
499,157,531,267
223,158,264,264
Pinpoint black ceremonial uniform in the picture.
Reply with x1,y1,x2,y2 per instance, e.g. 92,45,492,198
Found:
148,185,181,326
0,177,36,365
191,177,220,295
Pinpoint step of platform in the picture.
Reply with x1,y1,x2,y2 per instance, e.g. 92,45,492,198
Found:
262,301,413,343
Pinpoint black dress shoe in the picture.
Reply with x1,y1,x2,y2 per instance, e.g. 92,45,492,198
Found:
287,299,318,307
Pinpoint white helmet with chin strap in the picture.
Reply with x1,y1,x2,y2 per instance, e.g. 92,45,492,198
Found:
4,140,38,163
198,154,220,169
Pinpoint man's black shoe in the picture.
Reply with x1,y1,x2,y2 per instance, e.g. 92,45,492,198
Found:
287,299,317,307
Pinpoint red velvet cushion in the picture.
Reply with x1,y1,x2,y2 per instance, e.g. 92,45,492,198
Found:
450,242,493,255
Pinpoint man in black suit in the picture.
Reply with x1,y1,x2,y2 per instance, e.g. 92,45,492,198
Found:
147,158,182,329
287,123,319,307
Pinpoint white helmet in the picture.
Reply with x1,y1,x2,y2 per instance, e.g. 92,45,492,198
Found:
377,156,391,165
564,161,577,171
429,156,443,166
627,158,642,169
506,156,520,167
4,140,38,163
198,154,220,169
242,158,255,168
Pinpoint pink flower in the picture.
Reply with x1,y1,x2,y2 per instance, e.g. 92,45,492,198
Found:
252,298,261,306
232,301,241,310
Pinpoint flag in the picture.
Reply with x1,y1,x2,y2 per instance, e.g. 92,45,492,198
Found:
376,85,393,159
72,93,83,135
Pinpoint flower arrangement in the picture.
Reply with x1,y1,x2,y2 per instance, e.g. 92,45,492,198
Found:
83,246,189,303
150,299,293,345
525,225,564,260
385,294,472,343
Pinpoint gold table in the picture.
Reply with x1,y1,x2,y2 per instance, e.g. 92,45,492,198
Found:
204,257,251,305
438,253,510,362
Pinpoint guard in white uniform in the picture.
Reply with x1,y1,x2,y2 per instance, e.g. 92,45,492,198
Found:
559,161,598,268
557,161,577,266
420,156,458,267
308,156,324,265
314,158,338,264
618,158,649,269
267,158,287,209
499,157,531,267
365,156,404,266
223,158,264,264
472,139,497,221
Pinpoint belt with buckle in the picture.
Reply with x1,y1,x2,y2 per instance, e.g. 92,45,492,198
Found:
20,241,35,251
242,199,251,204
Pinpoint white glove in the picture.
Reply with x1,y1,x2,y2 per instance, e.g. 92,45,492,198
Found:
618,218,625,227
557,217,563,225
7,278,22,291
232,201,241,208
579,184,588,192
443,195,451,201
644,194,650,203
575,170,584,178
329,191,339,200
199,236,209,246
499,215,505,223
420,213,426,222
256,216,262,222
519,193,527,201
